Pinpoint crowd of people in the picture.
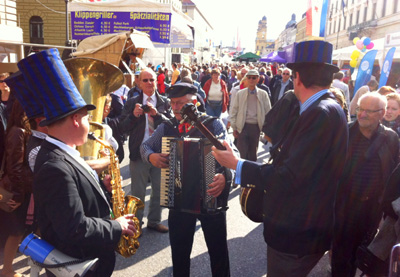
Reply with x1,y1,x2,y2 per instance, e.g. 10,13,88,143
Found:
1,40,400,277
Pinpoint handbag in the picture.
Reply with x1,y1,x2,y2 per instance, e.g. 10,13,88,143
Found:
0,153,13,213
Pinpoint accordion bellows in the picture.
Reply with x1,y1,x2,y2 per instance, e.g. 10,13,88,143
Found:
161,137,224,214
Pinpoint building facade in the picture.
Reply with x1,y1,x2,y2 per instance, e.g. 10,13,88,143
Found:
0,0,23,72
326,0,400,49
255,16,270,55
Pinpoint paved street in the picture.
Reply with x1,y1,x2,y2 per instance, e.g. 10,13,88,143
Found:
1,138,333,276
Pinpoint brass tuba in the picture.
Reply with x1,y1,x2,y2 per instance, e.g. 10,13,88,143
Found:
63,57,125,160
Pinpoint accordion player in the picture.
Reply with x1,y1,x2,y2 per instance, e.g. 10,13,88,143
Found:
160,137,229,214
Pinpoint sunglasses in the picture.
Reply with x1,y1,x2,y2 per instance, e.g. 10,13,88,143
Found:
247,76,258,80
142,78,155,83
282,73,290,75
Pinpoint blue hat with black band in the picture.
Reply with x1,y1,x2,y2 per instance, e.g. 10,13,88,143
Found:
17,48,95,127
4,72,44,120
286,40,339,73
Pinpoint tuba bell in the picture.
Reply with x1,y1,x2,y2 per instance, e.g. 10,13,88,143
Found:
63,57,125,160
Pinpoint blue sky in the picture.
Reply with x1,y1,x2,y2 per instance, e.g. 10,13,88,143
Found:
193,0,308,51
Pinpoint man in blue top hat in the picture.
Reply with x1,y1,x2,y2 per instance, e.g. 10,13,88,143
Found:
17,48,136,277
212,40,349,276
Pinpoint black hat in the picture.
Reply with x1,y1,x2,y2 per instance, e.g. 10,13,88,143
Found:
167,83,198,98
286,40,339,73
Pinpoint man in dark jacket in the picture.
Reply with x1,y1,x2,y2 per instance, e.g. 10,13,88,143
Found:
332,92,399,277
270,68,294,106
213,41,348,276
141,83,236,276
19,49,135,277
118,68,172,233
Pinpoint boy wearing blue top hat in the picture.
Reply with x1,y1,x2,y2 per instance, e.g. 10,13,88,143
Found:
141,83,238,276
17,49,136,277
212,41,349,276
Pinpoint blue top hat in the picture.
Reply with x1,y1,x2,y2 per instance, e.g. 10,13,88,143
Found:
286,40,339,73
4,72,44,120
17,48,95,127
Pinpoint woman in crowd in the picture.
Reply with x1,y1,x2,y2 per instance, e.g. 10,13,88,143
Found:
203,68,229,118
378,85,396,96
157,67,166,94
382,92,400,137
0,100,32,277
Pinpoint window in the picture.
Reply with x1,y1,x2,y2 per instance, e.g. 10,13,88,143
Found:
394,0,399,13
29,16,43,44
349,13,353,27
372,3,377,19
343,16,347,30
363,6,368,22
333,21,336,33
356,10,360,24
338,18,341,31
329,22,332,35
382,0,386,17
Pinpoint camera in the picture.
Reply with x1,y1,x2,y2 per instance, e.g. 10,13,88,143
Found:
142,104,151,113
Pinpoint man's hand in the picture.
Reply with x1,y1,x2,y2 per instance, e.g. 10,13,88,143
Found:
133,103,144,118
7,199,21,211
146,101,158,116
115,214,137,236
207,173,225,197
149,153,169,168
103,174,112,192
233,130,240,138
212,140,239,170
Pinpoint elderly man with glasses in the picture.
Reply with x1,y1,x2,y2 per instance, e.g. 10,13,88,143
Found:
332,92,399,276
270,67,294,106
229,69,271,161
118,68,173,233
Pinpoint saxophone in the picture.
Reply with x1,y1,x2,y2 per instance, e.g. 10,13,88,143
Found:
88,132,144,257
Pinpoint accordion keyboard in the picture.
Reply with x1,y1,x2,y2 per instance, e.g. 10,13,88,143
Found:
161,137,174,207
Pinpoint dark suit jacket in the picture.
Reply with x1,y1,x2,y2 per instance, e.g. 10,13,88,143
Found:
34,140,122,276
270,79,294,106
117,92,172,161
240,92,348,256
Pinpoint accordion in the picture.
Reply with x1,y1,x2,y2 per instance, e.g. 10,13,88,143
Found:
161,137,227,214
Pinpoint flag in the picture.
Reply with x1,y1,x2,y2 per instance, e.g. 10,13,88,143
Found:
379,47,396,88
306,0,329,37
354,50,378,94
341,0,346,17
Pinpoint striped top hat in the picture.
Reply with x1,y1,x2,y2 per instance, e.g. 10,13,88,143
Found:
286,40,339,73
4,72,44,120
17,48,95,127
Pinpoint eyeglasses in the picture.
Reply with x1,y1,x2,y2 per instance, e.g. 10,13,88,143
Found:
355,107,383,115
247,76,258,80
142,78,155,83
282,73,290,75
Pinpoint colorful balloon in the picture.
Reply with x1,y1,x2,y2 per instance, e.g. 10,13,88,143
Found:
353,37,360,45
356,40,364,50
363,37,371,45
351,50,360,60
366,42,374,49
350,59,357,68
361,47,367,52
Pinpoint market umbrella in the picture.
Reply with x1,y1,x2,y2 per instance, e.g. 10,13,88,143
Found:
234,52,261,62
260,51,287,63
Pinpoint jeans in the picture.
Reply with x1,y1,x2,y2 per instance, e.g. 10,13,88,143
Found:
206,100,223,118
